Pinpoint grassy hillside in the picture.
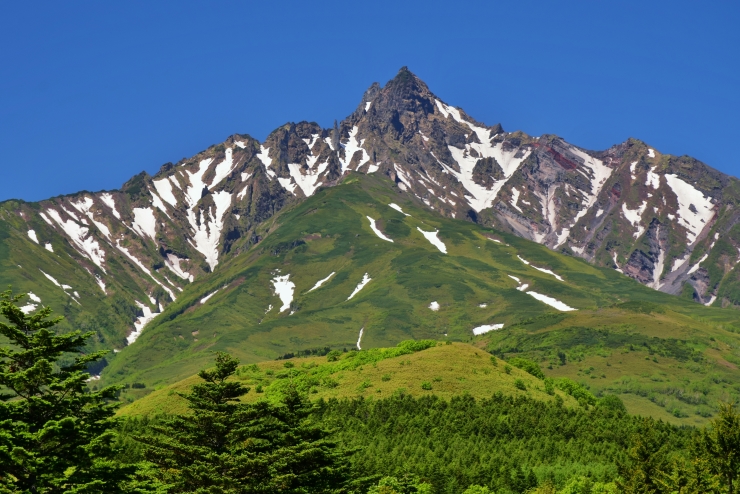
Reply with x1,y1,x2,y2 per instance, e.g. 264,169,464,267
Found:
118,342,578,417
94,173,740,425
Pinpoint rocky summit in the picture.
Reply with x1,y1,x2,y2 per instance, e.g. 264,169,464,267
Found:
1,67,739,361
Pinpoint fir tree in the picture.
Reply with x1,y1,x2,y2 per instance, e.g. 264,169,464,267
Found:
138,352,350,493
697,402,740,493
617,418,670,493
0,289,132,493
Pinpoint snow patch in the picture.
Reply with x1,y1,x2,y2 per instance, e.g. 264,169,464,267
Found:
646,167,661,189
554,147,613,248
688,253,709,275
365,101,372,111
517,284,529,291
28,292,41,303
705,295,717,307
517,256,563,281
650,233,665,290
278,177,298,195
508,275,520,283
429,301,440,311
367,216,393,242
27,230,38,244
473,324,504,335
348,273,371,300
209,148,237,189
417,227,447,253
127,301,160,344
200,290,219,304
339,126,370,173
237,185,249,200
526,291,576,311
186,189,232,271
100,193,120,219
664,174,714,245
356,327,364,350
648,148,655,158
132,207,157,240
20,304,37,314
115,240,176,301
622,202,648,239
287,141,328,197
271,274,295,313
165,254,191,280
153,178,178,207
45,209,106,271
308,272,335,292
510,188,523,213
95,276,106,294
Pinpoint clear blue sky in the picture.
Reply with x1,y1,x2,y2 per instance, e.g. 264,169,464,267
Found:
1,1,738,202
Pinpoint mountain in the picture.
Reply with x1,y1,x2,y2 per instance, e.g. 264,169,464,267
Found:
2,67,740,419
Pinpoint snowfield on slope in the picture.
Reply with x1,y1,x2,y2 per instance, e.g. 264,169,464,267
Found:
664,174,714,244
417,227,447,253
308,272,335,292
434,99,531,212
271,274,295,313
473,324,504,335
367,216,393,242
348,273,371,300
517,256,563,281
526,291,576,311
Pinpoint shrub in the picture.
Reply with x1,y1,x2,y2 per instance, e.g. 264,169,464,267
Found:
421,382,432,390
514,379,527,391
508,357,545,380
504,365,512,374
283,361,294,368
326,350,342,362
544,378,555,395
381,374,391,382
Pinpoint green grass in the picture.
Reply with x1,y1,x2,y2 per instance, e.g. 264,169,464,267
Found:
116,342,578,416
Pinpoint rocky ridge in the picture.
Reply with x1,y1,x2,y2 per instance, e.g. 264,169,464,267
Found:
2,67,739,348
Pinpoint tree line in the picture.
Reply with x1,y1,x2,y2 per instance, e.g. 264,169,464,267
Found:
2,289,740,493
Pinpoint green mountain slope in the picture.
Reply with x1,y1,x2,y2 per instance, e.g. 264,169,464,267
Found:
98,173,740,424
117,342,578,417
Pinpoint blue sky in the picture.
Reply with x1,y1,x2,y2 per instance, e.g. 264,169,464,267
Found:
1,1,738,202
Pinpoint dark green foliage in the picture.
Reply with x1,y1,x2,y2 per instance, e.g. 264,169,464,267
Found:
597,395,627,414
0,290,132,492
508,357,545,380
314,393,691,493
367,474,432,493
136,352,350,493
695,403,740,493
514,379,527,391
554,378,597,406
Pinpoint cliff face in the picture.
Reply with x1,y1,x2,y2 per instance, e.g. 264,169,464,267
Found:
2,67,739,348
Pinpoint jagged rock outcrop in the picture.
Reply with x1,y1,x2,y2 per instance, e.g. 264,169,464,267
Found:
3,67,740,348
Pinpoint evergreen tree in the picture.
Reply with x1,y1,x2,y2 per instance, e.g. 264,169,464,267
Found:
0,289,131,493
697,402,740,493
617,418,670,493
138,352,349,493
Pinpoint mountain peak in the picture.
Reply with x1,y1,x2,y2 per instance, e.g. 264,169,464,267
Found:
385,66,433,97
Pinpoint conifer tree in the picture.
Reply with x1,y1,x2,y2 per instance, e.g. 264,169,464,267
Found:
696,402,740,493
0,289,131,493
138,352,350,493
617,418,669,493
